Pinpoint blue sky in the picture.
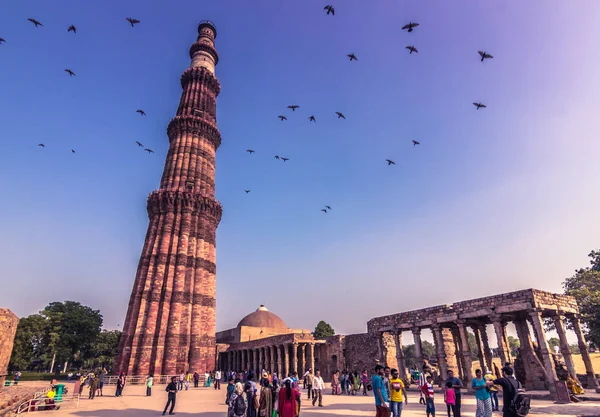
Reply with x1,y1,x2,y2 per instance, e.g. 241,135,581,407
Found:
1,0,599,344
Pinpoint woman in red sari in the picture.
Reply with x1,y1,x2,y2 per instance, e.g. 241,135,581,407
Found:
278,379,301,417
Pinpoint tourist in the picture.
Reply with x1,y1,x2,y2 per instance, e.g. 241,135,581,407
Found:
361,369,369,396
484,369,499,412
340,370,347,395
304,368,313,399
115,372,126,397
247,372,258,395
229,382,247,417
97,369,105,397
162,376,178,416
352,371,360,395
384,367,391,402
373,365,390,417
193,371,200,388
226,377,235,405
245,381,259,417
390,368,407,417
332,370,340,395
79,374,86,396
492,367,520,417
259,379,274,417
418,365,430,405
215,369,222,390
445,370,463,417
312,370,325,407
421,375,435,417
88,373,99,400
146,374,154,397
291,371,299,389
303,369,308,390
278,378,301,417
205,371,211,387
14,371,21,386
567,373,584,397
444,381,456,417
185,371,191,390
178,372,185,391
472,369,492,417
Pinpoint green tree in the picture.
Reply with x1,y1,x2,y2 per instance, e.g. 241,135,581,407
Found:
508,336,520,356
85,330,122,369
467,332,479,358
9,314,48,371
563,250,600,347
313,321,335,339
403,341,436,369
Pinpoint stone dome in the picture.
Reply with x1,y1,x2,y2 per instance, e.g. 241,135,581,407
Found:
237,305,287,329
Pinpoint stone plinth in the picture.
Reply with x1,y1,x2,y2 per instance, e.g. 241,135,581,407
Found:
0,309,19,390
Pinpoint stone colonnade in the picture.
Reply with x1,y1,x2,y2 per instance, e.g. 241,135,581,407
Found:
220,342,319,378
367,289,600,399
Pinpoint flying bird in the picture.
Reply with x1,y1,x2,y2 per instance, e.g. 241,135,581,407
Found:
478,51,493,62
321,209,328,213
67,25,77,33
473,102,487,110
126,17,140,27
325,206,332,210
136,109,146,116
324,5,335,15
28,18,43,27
274,155,280,160
144,148,154,153
38,143,45,147
246,149,255,154
281,157,289,162
309,115,316,122
278,115,287,121
135,141,144,147
336,112,345,119
412,140,420,146
65,69,76,76
347,53,358,61
244,190,251,194
71,149,75,153
287,105,299,111
406,45,418,54
402,22,419,32
0,38,6,44
386,159,396,165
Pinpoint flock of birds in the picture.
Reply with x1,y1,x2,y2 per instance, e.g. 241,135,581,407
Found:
3,17,147,154
2,6,495,215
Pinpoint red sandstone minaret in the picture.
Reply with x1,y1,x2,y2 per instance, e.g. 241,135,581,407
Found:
115,21,222,375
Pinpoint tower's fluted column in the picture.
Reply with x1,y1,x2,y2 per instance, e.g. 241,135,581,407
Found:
115,21,222,375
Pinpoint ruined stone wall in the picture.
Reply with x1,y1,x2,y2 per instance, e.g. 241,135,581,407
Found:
381,333,397,368
343,333,379,373
0,309,19,390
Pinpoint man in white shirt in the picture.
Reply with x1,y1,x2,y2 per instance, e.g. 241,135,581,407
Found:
214,370,221,390
312,370,325,407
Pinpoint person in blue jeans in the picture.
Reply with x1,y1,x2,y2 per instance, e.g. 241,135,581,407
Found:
372,365,390,417
421,375,435,417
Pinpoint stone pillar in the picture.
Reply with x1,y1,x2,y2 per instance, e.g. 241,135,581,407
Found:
529,309,558,398
270,346,275,374
479,325,494,372
553,314,578,382
277,345,283,378
393,331,408,380
568,314,600,390
451,327,464,380
292,343,299,374
0,309,19,391
456,320,474,385
412,327,424,370
309,343,315,373
442,327,459,374
492,316,510,365
283,344,290,378
376,332,384,364
472,325,487,372
514,319,544,390
432,324,449,378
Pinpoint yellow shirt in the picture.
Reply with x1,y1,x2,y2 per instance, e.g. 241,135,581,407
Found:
390,378,405,402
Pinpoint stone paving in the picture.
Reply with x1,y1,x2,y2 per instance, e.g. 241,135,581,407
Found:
43,384,600,417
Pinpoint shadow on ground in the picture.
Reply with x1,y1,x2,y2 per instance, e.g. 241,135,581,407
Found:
72,410,224,417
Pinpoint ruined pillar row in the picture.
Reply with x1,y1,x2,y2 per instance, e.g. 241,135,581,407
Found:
529,309,559,399
568,314,600,390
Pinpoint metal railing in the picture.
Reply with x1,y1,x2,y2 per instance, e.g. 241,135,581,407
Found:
16,394,79,415
103,374,207,386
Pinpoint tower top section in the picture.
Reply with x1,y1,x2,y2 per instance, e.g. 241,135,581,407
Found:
189,20,219,74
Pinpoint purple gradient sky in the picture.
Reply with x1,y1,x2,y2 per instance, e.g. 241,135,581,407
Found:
0,1,599,345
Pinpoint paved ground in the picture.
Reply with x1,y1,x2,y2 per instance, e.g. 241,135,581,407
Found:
42,384,600,417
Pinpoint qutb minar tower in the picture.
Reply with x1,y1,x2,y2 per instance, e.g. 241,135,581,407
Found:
116,21,222,375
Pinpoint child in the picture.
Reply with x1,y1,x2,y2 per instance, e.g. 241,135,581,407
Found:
421,375,435,417
226,378,235,405
443,381,455,417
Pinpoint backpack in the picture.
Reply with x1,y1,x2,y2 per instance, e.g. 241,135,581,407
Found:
509,378,531,417
233,394,247,416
